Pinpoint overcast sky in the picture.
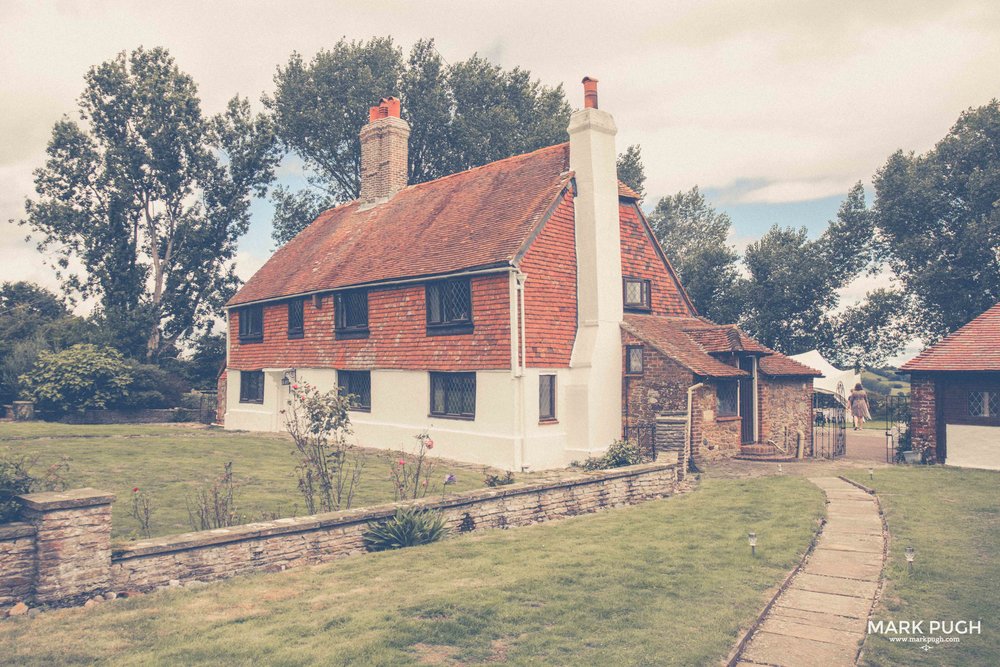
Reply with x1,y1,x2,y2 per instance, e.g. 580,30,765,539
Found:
2,0,998,329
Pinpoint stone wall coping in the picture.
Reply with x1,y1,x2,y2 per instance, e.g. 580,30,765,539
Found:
113,461,677,561
0,521,34,540
18,487,116,511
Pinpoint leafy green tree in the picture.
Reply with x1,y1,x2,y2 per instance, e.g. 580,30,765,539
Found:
873,100,1000,342
20,47,280,360
268,37,571,244
616,144,646,200
20,344,133,414
823,289,915,370
646,187,743,322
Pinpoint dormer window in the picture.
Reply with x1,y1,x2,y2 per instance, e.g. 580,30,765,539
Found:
238,305,263,343
335,290,369,340
623,277,651,311
426,278,473,335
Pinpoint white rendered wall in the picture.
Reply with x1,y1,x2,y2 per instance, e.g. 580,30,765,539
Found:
945,424,1000,470
565,105,624,460
225,366,586,471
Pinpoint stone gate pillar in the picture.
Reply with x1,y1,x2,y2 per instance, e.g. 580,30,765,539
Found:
19,488,114,605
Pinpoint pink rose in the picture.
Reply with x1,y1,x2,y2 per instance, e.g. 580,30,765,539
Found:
397,459,406,466
132,487,139,493
424,438,434,449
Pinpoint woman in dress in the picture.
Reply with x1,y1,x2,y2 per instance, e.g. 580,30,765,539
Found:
848,383,871,430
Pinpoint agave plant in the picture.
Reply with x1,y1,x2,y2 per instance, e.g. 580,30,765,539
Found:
363,507,449,552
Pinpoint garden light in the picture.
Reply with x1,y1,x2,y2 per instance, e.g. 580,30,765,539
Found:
748,531,757,556
869,467,874,481
905,546,915,572
777,464,782,474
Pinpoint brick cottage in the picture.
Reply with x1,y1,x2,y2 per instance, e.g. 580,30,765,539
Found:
220,78,819,470
902,301,1000,470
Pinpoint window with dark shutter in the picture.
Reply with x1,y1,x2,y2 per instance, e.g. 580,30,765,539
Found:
429,372,476,419
239,370,265,403
335,290,369,339
426,278,473,335
238,305,263,343
338,370,371,412
625,345,644,375
287,299,304,338
623,277,651,311
539,375,556,421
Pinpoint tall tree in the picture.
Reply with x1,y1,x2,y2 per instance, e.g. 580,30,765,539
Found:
873,100,1000,342
646,186,743,322
822,289,915,370
20,47,280,360
268,37,571,244
616,144,646,200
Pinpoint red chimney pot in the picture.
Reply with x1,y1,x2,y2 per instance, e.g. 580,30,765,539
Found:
582,76,599,109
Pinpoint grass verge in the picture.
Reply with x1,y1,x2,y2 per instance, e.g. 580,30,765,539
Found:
843,466,1000,666
0,423,488,541
0,476,824,666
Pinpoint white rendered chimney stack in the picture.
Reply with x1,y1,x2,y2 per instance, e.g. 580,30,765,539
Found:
566,76,624,458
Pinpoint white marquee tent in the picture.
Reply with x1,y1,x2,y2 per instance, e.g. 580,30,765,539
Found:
788,350,861,407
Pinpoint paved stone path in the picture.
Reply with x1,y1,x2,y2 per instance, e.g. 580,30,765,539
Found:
736,477,885,667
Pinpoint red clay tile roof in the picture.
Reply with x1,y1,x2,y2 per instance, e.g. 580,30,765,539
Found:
623,315,748,378
901,301,1000,372
617,182,642,200
623,314,822,378
229,144,573,306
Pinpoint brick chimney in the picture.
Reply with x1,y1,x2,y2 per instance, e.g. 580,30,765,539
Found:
359,96,410,205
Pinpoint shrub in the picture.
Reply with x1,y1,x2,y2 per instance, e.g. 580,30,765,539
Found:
363,507,449,552
282,381,364,513
0,456,33,522
484,470,516,487
580,438,646,471
19,344,132,415
388,432,439,500
117,363,188,409
186,462,242,531
0,454,71,522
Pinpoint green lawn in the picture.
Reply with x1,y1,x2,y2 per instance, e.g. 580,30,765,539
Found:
0,476,824,665
0,423,488,542
843,467,1000,666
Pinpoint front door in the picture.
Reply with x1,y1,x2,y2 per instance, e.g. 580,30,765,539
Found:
739,357,755,444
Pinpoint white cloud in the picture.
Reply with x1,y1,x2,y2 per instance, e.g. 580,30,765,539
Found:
738,179,858,205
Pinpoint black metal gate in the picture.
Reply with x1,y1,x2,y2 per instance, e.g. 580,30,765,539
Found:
813,393,846,459
883,394,911,463
624,422,657,461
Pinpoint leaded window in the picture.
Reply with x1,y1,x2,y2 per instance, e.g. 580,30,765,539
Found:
539,375,556,421
623,277,651,311
239,370,264,403
430,372,476,419
426,278,473,335
625,345,644,375
969,391,998,417
238,305,263,343
338,370,371,412
717,380,738,417
335,290,369,339
287,299,304,338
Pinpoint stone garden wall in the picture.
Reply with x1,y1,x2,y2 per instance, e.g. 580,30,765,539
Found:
1,462,680,610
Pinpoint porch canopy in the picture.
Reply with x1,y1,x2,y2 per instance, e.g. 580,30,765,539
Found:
788,350,859,406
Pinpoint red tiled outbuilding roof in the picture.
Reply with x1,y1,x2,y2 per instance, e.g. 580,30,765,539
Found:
623,315,822,378
229,144,574,306
901,301,1000,372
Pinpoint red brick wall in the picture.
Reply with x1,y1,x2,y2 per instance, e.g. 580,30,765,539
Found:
758,376,813,456
521,193,577,367
910,374,938,462
619,202,693,317
621,331,693,425
228,274,511,371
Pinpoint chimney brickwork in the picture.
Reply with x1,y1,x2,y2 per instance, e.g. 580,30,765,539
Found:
359,96,410,205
